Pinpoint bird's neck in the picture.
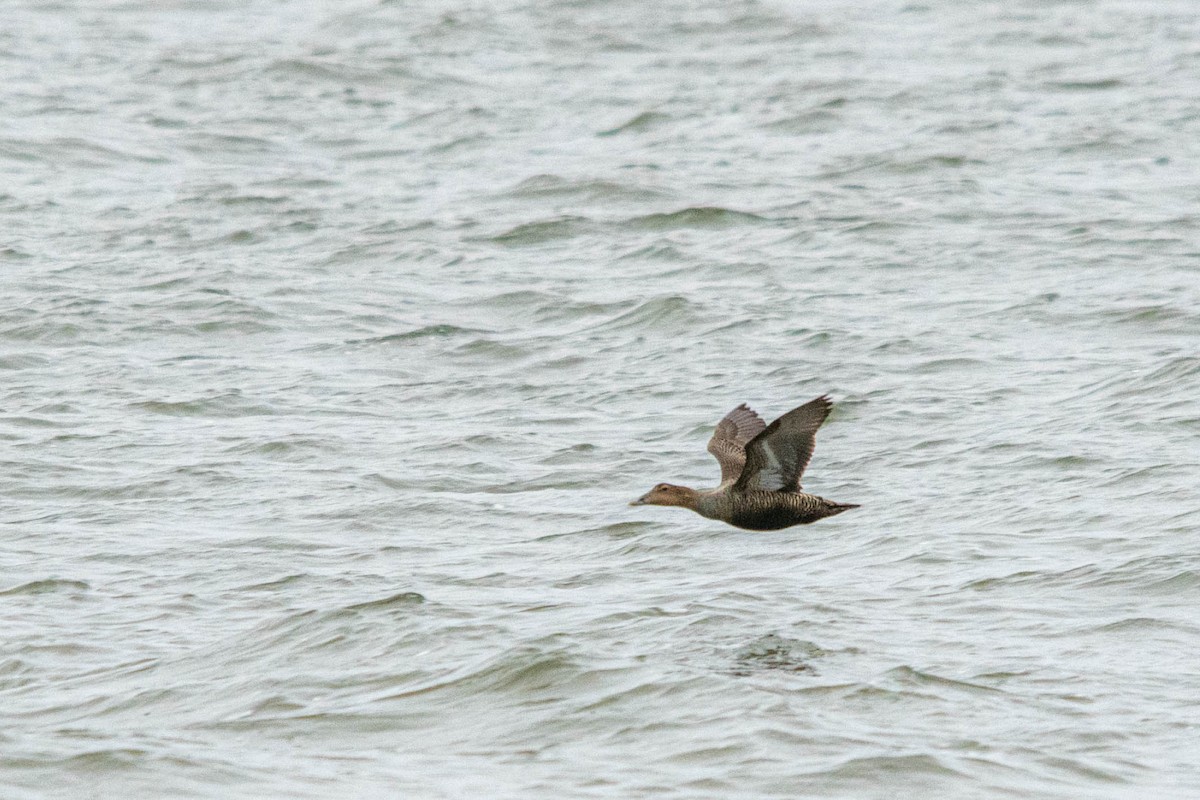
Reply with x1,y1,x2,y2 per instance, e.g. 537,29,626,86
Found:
692,488,728,520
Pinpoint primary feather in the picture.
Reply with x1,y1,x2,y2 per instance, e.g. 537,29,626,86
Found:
734,395,831,492
706,403,767,484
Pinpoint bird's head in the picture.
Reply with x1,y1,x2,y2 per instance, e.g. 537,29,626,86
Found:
630,483,697,508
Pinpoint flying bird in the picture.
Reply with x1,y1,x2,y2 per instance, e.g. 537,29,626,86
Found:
630,396,858,530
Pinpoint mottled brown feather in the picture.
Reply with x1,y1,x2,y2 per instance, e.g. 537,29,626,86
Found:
734,396,832,492
706,403,767,484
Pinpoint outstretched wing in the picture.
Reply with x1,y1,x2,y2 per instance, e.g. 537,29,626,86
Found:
706,403,767,484
734,396,833,492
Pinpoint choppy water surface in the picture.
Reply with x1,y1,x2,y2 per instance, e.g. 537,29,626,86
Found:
3,0,1199,797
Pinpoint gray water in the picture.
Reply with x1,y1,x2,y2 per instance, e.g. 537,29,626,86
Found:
3,0,1199,797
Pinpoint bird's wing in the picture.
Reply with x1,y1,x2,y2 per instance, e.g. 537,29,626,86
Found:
734,396,833,492
706,403,767,484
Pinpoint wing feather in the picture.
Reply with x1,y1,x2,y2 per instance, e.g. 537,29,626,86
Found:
706,403,767,484
734,396,833,492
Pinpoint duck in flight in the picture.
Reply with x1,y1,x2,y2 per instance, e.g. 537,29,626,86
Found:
630,396,858,530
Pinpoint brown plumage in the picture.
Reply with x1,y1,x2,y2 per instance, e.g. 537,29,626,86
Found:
631,396,858,530
706,403,766,483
